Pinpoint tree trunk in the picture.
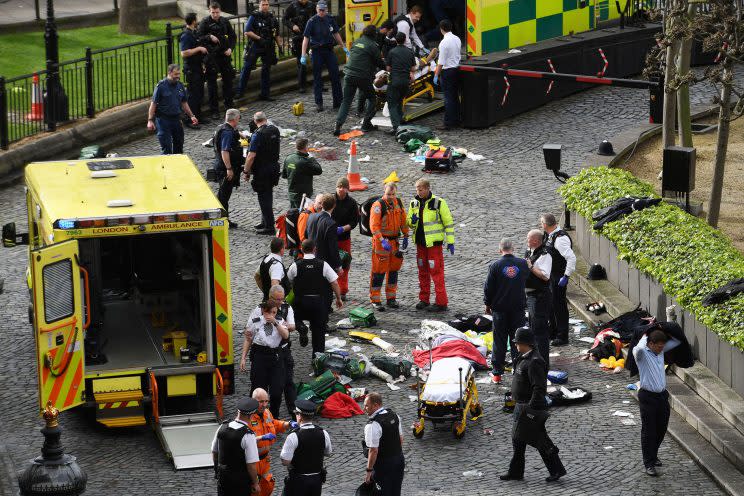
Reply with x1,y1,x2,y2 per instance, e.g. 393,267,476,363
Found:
119,0,149,35
662,39,680,148
676,2,695,148
707,62,733,228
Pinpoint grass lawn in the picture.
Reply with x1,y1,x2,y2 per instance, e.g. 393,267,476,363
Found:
0,19,182,79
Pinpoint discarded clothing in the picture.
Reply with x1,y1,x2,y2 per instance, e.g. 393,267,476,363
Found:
412,339,488,369
588,329,623,360
592,196,662,229
703,277,744,306
625,321,694,377
548,386,592,406
321,391,364,418
338,130,365,141
593,307,653,343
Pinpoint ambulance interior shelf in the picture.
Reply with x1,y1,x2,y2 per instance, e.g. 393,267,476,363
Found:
80,231,213,372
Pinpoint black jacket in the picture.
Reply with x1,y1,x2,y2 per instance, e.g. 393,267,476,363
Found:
306,211,341,270
625,321,694,377
483,254,529,312
331,193,359,241
511,349,548,409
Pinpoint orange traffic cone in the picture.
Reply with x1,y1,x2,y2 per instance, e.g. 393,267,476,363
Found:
346,140,367,191
26,73,44,121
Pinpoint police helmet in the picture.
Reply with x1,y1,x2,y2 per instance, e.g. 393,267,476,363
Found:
294,399,318,416
514,326,535,346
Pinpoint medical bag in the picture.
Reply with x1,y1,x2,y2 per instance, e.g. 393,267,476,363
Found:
423,147,456,173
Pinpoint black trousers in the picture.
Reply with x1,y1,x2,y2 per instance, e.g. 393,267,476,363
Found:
207,55,235,111
291,36,307,89
491,308,526,374
638,389,670,468
250,347,285,418
256,189,275,229
216,168,239,217
283,473,322,496
508,406,564,478
281,344,297,417
294,295,329,357
527,290,552,371
373,453,405,496
549,278,569,341
184,66,204,120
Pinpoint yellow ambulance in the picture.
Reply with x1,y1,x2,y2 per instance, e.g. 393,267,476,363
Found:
8,155,234,469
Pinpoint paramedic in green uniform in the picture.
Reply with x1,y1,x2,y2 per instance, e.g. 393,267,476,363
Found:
385,32,416,136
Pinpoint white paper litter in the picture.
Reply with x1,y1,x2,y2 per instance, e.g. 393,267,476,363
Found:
604,446,614,450
569,318,583,324
358,155,371,162
352,346,362,352
462,470,483,477
386,383,400,391
380,330,388,334
612,411,634,418
579,336,595,343
336,318,355,329
549,352,560,357
371,140,381,145
466,152,485,161
370,116,392,128
559,386,586,399
622,400,630,404
338,375,353,385
621,418,637,426
361,177,370,183
508,48,522,54
475,376,492,384
459,223,467,227
325,337,346,348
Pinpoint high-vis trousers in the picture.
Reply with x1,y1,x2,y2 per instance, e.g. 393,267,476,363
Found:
337,238,351,295
416,244,447,306
370,238,402,304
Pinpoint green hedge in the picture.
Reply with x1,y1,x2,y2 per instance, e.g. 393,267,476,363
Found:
559,167,744,350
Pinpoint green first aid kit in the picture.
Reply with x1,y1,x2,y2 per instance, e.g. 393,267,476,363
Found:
371,355,413,378
349,307,377,327
296,369,347,407
313,351,366,379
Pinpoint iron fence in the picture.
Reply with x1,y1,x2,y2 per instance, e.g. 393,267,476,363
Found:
0,1,309,150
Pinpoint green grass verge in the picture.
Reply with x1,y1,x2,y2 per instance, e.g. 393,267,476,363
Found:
559,167,744,349
0,19,180,79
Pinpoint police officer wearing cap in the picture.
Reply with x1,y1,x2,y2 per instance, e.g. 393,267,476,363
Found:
280,399,333,495
211,397,261,495
500,327,566,483
147,64,198,154
283,0,317,93
362,392,405,495
197,2,238,118
237,0,282,100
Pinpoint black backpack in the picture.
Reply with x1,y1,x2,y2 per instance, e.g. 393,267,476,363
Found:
359,196,403,237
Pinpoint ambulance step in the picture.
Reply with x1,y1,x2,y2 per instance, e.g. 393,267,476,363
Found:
155,412,220,469
98,415,147,428
92,377,146,428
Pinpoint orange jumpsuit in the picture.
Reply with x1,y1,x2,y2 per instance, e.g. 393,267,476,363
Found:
249,409,290,496
369,197,409,304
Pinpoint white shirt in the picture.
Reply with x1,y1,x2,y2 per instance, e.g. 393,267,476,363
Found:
364,408,403,448
438,32,461,70
245,313,286,348
256,253,286,282
241,304,295,336
210,419,260,463
551,226,576,277
396,15,425,52
280,423,333,474
287,254,339,283
530,251,552,281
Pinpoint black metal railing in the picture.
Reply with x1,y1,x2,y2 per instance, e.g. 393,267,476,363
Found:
0,1,312,150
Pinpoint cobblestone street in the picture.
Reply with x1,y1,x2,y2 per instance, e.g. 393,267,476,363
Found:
0,81,725,495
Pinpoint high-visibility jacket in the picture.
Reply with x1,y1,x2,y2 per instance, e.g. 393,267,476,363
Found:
249,409,289,476
406,194,454,248
298,205,319,243
370,197,408,244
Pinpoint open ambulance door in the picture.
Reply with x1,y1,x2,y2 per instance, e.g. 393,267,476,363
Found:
30,240,86,414
345,0,389,45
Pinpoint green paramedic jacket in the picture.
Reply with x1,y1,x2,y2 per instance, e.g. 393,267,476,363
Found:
282,151,323,205
406,194,455,247
344,34,382,80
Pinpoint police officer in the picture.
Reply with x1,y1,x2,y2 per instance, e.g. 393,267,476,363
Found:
256,237,290,300
251,388,297,496
179,12,208,128
198,2,237,119
147,64,198,154
241,301,289,418
525,229,552,371
211,397,261,496
333,24,382,136
237,0,282,100
362,392,405,496
540,212,576,347
282,138,323,209
287,239,343,358
300,2,349,112
384,32,416,135
280,399,333,496
483,238,529,384
406,178,455,313
500,327,566,483
243,111,282,235
283,0,316,93
214,108,243,228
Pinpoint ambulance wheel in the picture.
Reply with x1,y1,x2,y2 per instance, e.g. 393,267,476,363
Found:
452,421,466,439
470,404,483,418
412,421,425,439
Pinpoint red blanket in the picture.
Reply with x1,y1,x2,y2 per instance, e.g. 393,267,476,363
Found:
412,339,487,368
321,392,364,419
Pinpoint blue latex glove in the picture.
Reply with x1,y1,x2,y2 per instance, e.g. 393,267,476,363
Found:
300,55,307,65
401,237,409,250
410,213,418,224
343,47,351,57
261,433,276,441
337,226,345,236
433,74,439,86
448,244,455,256
558,275,569,288
381,239,392,252
289,421,299,429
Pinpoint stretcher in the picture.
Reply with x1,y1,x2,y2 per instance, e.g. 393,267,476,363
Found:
412,356,482,439
373,50,445,123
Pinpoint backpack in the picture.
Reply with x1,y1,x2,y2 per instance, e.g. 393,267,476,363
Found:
359,196,404,237
277,207,301,249
312,351,366,379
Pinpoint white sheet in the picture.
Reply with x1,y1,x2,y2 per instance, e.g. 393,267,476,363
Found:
420,357,473,403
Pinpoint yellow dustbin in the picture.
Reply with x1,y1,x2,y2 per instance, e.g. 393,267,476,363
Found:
171,331,189,359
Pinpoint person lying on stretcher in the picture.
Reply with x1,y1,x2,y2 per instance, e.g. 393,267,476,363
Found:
373,47,439,92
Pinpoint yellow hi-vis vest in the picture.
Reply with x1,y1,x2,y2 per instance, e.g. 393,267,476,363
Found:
406,195,455,248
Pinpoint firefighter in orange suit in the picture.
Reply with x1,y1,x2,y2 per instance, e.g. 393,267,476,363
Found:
369,181,409,311
251,388,296,495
